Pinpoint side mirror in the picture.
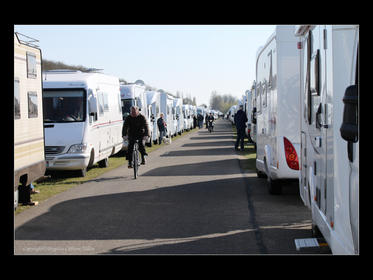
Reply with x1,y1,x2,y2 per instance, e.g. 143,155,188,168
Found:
340,85,358,143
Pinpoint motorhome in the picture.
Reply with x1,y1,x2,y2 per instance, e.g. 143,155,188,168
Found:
14,33,46,207
182,104,193,131
295,25,359,254
228,105,237,124
120,83,152,148
159,90,175,139
173,97,184,135
255,25,301,195
146,90,161,145
249,81,257,147
244,90,252,142
42,70,123,177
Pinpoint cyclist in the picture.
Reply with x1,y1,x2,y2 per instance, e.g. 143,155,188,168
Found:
207,112,214,130
122,106,150,168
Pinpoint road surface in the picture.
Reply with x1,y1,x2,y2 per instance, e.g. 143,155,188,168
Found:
14,119,319,255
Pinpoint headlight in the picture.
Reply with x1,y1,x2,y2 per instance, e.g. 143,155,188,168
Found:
68,143,88,153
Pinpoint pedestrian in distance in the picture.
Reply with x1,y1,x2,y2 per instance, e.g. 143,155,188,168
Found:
197,113,204,129
234,105,248,151
157,113,167,144
122,106,150,168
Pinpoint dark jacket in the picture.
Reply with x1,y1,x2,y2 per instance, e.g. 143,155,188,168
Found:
122,113,150,139
234,109,248,130
157,117,166,131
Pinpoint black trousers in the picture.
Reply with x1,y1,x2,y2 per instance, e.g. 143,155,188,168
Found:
127,138,146,162
235,128,245,150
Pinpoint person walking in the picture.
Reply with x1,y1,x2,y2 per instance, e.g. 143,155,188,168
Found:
234,105,248,151
122,106,150,167
157,113,167,144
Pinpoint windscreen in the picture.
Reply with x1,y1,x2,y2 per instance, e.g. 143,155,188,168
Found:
121,99,135,119
43,89,85,123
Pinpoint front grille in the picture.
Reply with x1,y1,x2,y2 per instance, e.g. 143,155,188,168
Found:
45,146,65,155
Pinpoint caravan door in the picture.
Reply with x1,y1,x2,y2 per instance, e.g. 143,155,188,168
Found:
305,26,332,222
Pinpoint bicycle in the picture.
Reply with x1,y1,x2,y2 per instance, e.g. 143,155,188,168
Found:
208,120,214,133
132,139,141,179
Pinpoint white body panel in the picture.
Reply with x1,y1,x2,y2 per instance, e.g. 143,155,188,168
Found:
173,98,184,134
296,25,359,254
42,71,123,172
146,90,161,143
255,25,301,180
14,33,46,199
159,91,175,138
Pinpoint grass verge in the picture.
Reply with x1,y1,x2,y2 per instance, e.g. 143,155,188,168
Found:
231,125,256,172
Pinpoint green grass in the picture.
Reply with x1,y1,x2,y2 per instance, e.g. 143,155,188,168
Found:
15,128,197,215
232,126,257,172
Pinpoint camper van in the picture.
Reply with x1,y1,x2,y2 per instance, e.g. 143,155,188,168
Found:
295,25,359,254
173,97,184,135
146,90,161,145
42,70,123,177
182,104,193,131
249,81,257,147
159,90,175,139
255,25,301,195
120,83,152,148
14,33,46,207
244,90,252,142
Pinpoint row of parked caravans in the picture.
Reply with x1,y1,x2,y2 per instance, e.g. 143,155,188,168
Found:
229,25,359,255
14,31,208,208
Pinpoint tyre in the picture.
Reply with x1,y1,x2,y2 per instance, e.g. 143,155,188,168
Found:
78,167,87,177
267,178,282,195
98,157,109,168
133,150,139,179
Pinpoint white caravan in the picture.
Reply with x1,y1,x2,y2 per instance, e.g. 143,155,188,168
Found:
182,104,193,131
295,25,359,254
249,81,257,147
14,33,46,207
255,25,301,194
159,90,175,139
244,90,252,141
173,97,184,135
42,70,123,177
146,90,161,145
120,83,152,148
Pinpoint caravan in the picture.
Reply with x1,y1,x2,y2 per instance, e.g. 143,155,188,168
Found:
159,90,175,139
120,83,152,148
248,81,257,147
255,25,301,194
146,90,161,145
42,70,123,177
182,104,193,131
173,97,184,135
295,25,359,254
14,33,46,207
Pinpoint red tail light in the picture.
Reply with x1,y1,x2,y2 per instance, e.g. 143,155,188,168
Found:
284,137,299,170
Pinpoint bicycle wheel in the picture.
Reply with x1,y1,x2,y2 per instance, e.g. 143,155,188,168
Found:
133,145,138,179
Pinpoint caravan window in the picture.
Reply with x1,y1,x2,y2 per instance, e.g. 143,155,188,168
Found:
103,92,109,111
28,91,38,118
98,92,104,115
26,52,37,79
310,49,320,96
43,89,86,122
257,83,262,113
14,78,20,119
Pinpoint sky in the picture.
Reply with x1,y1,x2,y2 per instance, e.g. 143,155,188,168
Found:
14,24,277,108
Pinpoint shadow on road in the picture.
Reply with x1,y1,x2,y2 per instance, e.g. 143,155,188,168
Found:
142,159,243,176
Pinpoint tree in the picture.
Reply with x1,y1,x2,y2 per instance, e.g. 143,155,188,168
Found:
209,91,238,113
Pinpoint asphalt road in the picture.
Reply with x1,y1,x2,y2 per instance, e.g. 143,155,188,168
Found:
14,119,321,255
